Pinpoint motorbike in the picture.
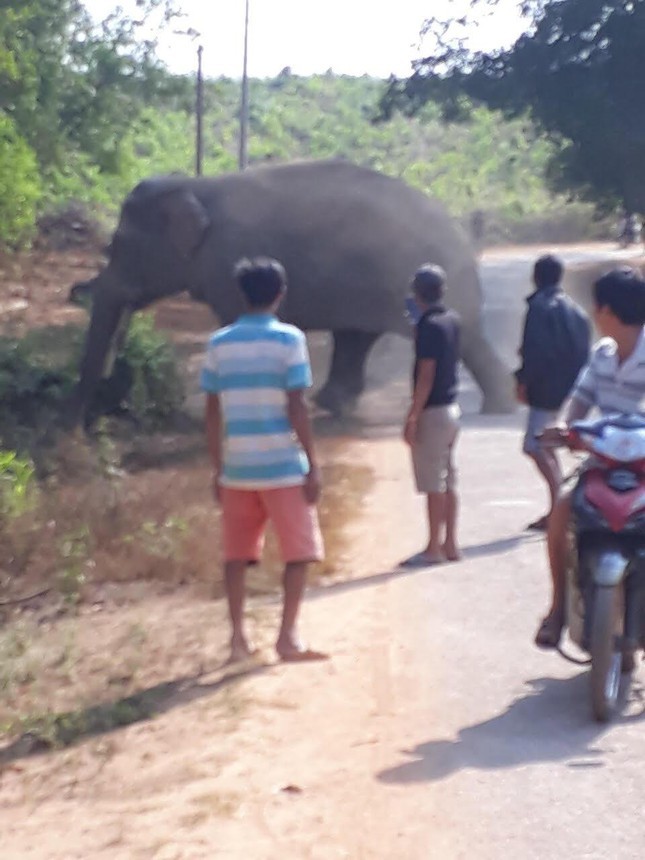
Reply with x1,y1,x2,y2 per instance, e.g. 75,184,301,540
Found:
556,414,645,722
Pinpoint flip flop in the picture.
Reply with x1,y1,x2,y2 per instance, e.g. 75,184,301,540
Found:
398,552,444,568
526,515,549,532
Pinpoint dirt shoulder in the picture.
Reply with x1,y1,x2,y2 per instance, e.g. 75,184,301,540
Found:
0,436,437,860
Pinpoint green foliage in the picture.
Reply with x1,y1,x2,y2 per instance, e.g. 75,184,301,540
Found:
57,526,89,606
0,326,82,421
121,313,184,427
0,112,42,246
0,449,35,519
387,0,645,214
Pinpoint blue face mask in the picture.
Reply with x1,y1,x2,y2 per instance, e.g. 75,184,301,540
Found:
404,295,421,325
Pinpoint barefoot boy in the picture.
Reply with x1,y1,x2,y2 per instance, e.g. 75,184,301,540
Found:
201,258,324,662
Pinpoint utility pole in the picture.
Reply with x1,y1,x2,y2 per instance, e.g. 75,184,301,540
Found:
238,0,250,170
195,44,204,176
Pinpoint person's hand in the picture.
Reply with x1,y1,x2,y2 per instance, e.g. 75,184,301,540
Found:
303,464,322,504
515,381,528,405
403,414,418,446
211,470,222,504
538,425,569,447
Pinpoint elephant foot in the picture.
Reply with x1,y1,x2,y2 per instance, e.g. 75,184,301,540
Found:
314,383,359,417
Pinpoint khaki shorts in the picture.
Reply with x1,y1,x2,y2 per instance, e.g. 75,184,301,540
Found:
220,485,324,564
411,404,461,494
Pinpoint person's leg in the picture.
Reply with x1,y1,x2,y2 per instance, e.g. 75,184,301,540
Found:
535,488,572,647
224,560,253,659
424,492,447,560
524,408,561,529
220,487,266,661
527,447,562,516
263,486,326,659
277,561,309,656
443,416,461,561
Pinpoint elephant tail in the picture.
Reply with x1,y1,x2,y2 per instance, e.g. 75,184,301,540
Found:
460,326,515,414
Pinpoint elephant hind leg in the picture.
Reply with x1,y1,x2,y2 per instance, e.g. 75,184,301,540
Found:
315,330,381,415
461,328,515,414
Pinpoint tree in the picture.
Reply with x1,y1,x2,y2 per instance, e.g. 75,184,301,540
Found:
0,0,187,174
382,0,645,213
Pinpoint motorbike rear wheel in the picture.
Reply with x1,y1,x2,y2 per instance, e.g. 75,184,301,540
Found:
590,585,623,723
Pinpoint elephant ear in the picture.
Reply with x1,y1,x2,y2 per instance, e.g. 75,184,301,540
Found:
158,189,210,258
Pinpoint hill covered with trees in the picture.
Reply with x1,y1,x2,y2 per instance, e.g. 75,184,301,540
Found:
1,1,601,249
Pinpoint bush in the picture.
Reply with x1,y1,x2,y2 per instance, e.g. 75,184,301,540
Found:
0,450,36,520
120,313,185,427
0,113,43,248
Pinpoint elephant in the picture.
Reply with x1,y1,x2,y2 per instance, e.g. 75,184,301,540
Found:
564,255,645,324
70,159,514,421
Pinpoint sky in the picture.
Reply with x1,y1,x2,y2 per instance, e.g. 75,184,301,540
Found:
85,1,528,80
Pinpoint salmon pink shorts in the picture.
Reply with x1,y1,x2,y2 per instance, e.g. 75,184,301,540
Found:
220,485,324,564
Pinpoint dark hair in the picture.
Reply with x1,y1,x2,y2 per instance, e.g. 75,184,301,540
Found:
234,257,286,307
412,263,446,304
593,266,645,326
533,254,564,289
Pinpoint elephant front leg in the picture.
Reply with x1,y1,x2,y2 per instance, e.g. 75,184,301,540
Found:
314,330,381,416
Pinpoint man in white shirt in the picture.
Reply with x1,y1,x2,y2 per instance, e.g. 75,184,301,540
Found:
535,267,645,647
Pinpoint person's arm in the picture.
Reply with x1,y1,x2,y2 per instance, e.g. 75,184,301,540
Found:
404,359,436,445
200,339,222,501
515,303,540,397
285,332,320,503
205,393,223,501
287,389,321,503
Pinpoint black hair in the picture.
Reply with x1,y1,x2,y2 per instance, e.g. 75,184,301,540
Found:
234,257,287,308
533,254,564,289
593,266,645,326
412,263,446,304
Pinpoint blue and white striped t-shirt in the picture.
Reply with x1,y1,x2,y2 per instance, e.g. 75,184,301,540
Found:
200,313,313,489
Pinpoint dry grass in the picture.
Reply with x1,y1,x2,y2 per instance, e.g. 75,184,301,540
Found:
0,429,373,751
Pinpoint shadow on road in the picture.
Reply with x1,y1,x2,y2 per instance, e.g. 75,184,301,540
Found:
377,674,645,785
461,532,542,559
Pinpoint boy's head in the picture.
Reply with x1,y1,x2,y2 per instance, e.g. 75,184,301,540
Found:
234,257,287,310
593,266,645,335
411,264,446,307
533,254,563,290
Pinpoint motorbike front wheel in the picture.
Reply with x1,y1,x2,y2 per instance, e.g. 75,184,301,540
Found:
589,585,623,723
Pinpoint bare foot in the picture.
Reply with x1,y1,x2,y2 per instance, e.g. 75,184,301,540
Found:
276,636,329,662
442,543,462,562
399,550,445,568
226,638,258,664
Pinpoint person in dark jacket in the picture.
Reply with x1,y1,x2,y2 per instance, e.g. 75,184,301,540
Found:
515,254,590,530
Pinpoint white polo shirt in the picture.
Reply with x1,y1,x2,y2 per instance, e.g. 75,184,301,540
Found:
572,327,645,416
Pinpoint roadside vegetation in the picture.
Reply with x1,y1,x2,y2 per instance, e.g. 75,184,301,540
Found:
0,0,634,747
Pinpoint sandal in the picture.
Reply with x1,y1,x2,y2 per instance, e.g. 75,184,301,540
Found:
526,515,549,532
535,611,564,648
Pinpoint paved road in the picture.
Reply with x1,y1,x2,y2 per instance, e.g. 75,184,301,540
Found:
317,244,645,858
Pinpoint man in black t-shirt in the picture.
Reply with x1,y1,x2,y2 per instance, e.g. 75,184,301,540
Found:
402,264,462,567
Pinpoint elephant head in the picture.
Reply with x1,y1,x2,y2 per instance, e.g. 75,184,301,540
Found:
71,179,210,423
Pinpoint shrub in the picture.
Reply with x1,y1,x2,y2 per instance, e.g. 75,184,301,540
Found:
0,113,43,248
0,450,36,520
121,313,185,427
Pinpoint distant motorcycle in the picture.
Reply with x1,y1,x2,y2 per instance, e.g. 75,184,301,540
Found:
617,215,642,248
553,415,645,722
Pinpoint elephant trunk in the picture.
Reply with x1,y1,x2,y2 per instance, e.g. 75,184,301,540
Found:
71,293,131,426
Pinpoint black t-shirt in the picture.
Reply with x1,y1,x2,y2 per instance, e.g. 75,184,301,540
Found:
414,305,461,407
